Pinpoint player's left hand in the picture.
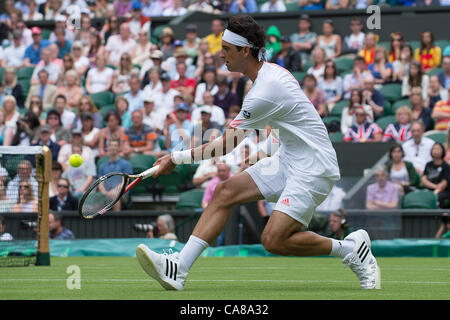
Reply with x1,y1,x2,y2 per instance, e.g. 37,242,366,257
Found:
153,154,177,178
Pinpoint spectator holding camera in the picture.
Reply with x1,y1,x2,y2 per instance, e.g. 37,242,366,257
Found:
326,209,351,240
146,214,178,240
435,213,450,239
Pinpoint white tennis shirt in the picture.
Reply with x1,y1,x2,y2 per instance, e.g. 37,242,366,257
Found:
230,62,340,180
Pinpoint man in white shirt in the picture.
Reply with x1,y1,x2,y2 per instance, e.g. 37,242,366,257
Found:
142,96,165,133
30,47,62,86
6,160,39,202
402,120,435,174
3,31,26,68
48,15,76,43
58,129,95,171
54,95,76,130
124,76,146,113
105,22,137,66
191,92,226,127
153,73,180,117
260,0,287,12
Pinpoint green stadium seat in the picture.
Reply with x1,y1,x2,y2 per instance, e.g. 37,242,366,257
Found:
99,104,117,123
424,130,446,143
428,67,443,77
435,40,450,53
151,24,170,44
377,41,390,51
157,135,166,150
285,2,300,11
391,99,411,114
158,165,186,194
18,80,30,101
330,100,349,117
106,64,116,70
322,116,340,124
402,189,437,209
176,189,204,210
130,155,157,194
376,115,396,131
334,57,354,74
383,100,392,116
302,60,313,72
329,132,344,143
291,71,306,83
380,83,402,103
0,68,4,82
89,91,115,109
41,29,51,40
409,41,421,53
17,67,35,80
339,70,353,78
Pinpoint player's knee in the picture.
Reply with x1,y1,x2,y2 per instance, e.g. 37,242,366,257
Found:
261,231,288,256
212,180,238,208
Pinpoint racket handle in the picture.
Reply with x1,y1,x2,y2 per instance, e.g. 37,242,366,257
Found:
140,165,160,180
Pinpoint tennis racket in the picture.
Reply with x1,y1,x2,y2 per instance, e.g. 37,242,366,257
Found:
78,165,160,219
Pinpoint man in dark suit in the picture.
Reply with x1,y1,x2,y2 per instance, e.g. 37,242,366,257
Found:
50,178,79,211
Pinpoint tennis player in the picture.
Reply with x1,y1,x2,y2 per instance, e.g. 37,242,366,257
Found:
136,15,381,290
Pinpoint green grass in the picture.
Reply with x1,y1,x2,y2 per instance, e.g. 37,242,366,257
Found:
0,257,449,300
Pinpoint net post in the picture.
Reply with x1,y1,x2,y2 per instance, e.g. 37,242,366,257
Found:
35,146,51,266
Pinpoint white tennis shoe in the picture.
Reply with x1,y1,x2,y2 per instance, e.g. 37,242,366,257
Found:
136,244,187,290
342,229,381,290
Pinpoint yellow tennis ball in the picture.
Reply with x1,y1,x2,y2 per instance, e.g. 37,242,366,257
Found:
69,154,83,167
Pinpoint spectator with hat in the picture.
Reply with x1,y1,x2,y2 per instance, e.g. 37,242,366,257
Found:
24,26,50,66
142,96,165,134
270,36,302,72
31,124,61,161
153,73,181,117
164,47,196,80
140,50,164,83
290,14,317,67
159,27,176,60
164,102,194,152
191,106,222,147
126,1,151,39
192,91,226,127
183,24,200,61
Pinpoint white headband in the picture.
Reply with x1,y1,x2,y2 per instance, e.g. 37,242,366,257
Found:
222,29,267,62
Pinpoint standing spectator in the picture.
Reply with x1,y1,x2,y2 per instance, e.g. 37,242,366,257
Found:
98,139,133,212
13,181,39,213
316,19,341,60
214,75,240,117
386,144,420,196
260,0,287,12
2,67,24,109
98,111,126,158
188,0,215,13
192,92,226,127
55,70,83,111
126,1,151,39
367,46,393,85
194,66,219,106
393,44,414,82
31,124,61,161
49,179,79,212
342,18,365,55
113,0,132,17
306,47,326,81
23,27,50,66
105,22,137,67
388,32,404,63
30,47,62,86
164,102,194,152
359,33,377,66
415,31,442,73
362,74,384,118
431,86,450,131
341,89,374,134
343,107,382,142
422,143,450,208
123,110,158,158
402,61,429,99
3,30,26,68
124,76,145,112
6,160,38,202
343,56,368,100
153,73,180,117
318,60,343,110
302,75,327,117
410,86,432,131
402,120,434,174
85,55,114,94
48,212,75,239
365,166,399,210
205,19,224,56
427,75,448,110
290,14,317,67
438,56,450,90
270,36,302,72
383,106,413,143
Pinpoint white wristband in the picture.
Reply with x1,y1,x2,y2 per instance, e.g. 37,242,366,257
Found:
171,149,193,165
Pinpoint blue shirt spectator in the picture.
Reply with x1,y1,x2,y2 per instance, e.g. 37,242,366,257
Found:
54,40,72,59
367,62,394,81
24,27,50,65
230,0,258,13
99,157,133,181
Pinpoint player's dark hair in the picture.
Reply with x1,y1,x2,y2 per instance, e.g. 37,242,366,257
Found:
226,15,266,60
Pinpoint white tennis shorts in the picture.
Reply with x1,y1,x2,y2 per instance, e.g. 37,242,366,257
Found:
245,154,335,227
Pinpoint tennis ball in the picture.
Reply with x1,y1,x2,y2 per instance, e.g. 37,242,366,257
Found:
69,154,83,168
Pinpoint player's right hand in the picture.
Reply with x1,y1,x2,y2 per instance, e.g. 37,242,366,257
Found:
153,154,177,178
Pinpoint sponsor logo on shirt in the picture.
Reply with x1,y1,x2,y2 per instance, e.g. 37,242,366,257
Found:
242,110,251,119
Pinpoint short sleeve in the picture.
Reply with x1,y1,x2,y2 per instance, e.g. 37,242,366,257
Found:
229,97,274,130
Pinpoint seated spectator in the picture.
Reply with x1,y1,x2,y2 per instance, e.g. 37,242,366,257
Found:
35,110,70,147
192,92,226,127
359,32,377,66
290,14,316,68
98,111,126,158
159,27,176,61
163,47,197,80
101,15,120,44
31,45,63,84
316,19,342,60
113,0,132,17
366,166,399,210
343,56,368,100
142,66,163,98
367,46,393,85
230,0,258,13
115,96,132,129
383,106,413,143
422,143,450,208
85,30,105,68
402,61,429,99
98,139,133,212
13,181,39,213
146,214,178,240
264,25,281,62
202,162,232,209
403,120,434,173
0,109,14,146
50,162,63,198
6,160,38,202
306,47,326,82
123,110,159,159
49,212,75,239
343,107,382,142
164,102,194,152
124,76,146,113
303,75,327,117
325,209,351,240
0,216,13,240
341,89,374,134
393,43,414,82
72,96,103,132
53,28,72,60
12,111,41,146
427,75,449,110
2,67,24,109
31,124,61,162
388,32,404,63
410,87,433,131
163,0,187,16
58,128,94,170
55,70,83,111
23,27,50,66
2,95,20,133
318,60,343,110
153,73,180,117
194,66,219,106
70,41,90,78
85,55,114,94
432,86,450,131
188,0,215,13
414,31,442,73
3,30,26,68
260,0,287,12
214,75,240,117
297,0,324,10
50,178,79,212
141,96,164,134
325,0,350,9
386,144,419,196
105,22,137,67
25,69,57,111
48,15,75,43
112,53,138,95
191,107,222,147
54,95,76,131
61,144,96,199
171,62,197,99
58,54,75,86
438,55,450,90
270,36,302,72
415,0,441,5
342,18,365,55
131,28,151,66
79,112,100,158
362,74,384,119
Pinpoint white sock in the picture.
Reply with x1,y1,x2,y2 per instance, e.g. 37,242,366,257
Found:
178,235,209,271
329,239,355,259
